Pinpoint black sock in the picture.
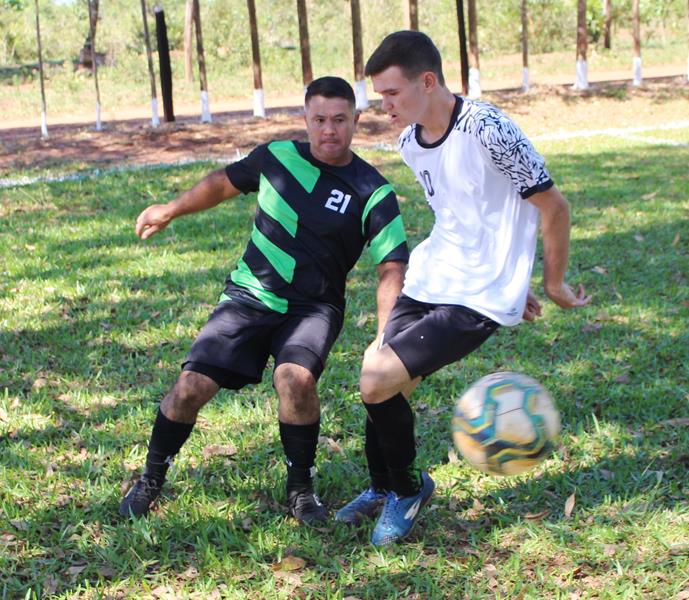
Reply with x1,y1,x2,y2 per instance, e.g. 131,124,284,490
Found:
144,408,194,483
279,420,320,492
364,393,422,497
365,417,390,491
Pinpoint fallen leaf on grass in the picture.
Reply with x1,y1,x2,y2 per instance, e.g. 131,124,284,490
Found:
32,377,48,390
591,266,608,275
642,191,658,200
97,566,117,579
676,589,689,600
447,446,459,463
672,233,681,247
669,543,689,556
524,509,550,521
272,555,306,572
319,436,343,454
613,373,631,384
202,443,237,460
564,493,576,518
43,575,58,595
10,519,29,531
634,233,644,242
581,323,602,333
182,565,199,579
658,418,689,427
67,563,87,575
602,544,617,557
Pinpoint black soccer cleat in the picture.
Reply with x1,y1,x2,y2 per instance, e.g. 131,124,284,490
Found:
119,474,163,518
287,488,328,525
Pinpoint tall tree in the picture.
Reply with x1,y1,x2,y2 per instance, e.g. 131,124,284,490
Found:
34,0,48,138
350,0,368,109
632,0,641,85
521,0,529,92
574,0,589,89
408,0,418,31
184,0,194,83
247,0,264,117
87,0,102,130
455,0,469,95
603,0,613,49
467,0,480,97
296,0,313,88
192,0,211,122
686,0,689,81
140,0,159,126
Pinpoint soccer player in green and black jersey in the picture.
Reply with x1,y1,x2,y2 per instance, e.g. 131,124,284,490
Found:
119,76,409,524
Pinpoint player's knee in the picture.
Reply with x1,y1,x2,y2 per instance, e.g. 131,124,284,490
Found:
359,364,387,404
274,364,315,397
166,371,216,414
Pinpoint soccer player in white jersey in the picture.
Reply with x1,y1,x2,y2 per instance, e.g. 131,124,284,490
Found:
335,31,591,546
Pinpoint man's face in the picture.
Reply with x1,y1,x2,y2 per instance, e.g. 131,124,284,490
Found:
304,95,358,166
371,66,428,128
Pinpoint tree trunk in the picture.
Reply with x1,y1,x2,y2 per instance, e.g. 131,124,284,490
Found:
192,0,211,121
34,0,48,138
467,0,480,97
79,0,99,68
603,0,612,49
408,0,419,31
521,0,529,92
455,0,469,95
296,0,313,88
632,0,641,85
154,7,175,122
575,0,588,90
140,0,159,126
686,0,689,81
247,0,265,117
350,0,368,109
87,0,102,130
184,0,194,83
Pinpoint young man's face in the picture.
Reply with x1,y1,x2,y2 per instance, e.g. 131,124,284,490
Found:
304,95,358,166
371,66,429,128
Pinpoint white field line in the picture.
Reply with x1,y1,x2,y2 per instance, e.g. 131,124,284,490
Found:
2,121,688,190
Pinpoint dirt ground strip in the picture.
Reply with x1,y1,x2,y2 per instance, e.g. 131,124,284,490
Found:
1,77,687,176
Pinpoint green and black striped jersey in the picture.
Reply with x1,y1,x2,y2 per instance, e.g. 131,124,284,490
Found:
223,140,408,314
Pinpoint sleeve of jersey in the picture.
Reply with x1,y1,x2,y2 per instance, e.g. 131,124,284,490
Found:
476,114,554,199
361,184,409,265
224,144,266,194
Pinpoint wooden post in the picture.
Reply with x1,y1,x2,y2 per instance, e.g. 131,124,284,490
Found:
603,0,612,49
192,0,211,121
409,0,419,31
455,0,469,95
154,6,175,122
632,0,641,85
574,0,589,90
88,0,102,131
140,0,159,126
296,0,313,89
467,0,480,97
247,0,265,117
350,0,368,109
34,0,48,138
686,0,689,82
184,0,194,83
521,0,529,92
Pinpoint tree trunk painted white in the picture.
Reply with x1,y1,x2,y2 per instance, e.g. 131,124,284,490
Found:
575,59,589,90
200,90,211,122
468,67,481,98
354,79,368,110
253,88,265,118
151,98,160,127
632,56,642,86
522,67,530,92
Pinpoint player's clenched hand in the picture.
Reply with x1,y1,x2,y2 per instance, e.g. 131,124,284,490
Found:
546,282,591,309
522,289,542,322
135,204,173,239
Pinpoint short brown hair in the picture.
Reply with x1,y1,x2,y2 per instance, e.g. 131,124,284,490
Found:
365,30,445,86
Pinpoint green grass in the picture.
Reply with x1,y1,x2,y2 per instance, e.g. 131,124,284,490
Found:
1,130,688,598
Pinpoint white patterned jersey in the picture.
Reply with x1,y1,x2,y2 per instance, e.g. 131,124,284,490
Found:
399,96,553,326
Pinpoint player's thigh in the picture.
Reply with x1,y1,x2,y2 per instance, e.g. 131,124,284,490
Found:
271,306,344,383
183,300,276,389
386,299,499,379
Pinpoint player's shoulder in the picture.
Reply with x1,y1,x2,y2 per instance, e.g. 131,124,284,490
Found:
349,151,392,195
455,99,520,137
397,124,416,153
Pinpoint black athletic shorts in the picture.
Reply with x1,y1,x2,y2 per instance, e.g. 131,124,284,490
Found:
183,298,343,389
382,294,500,379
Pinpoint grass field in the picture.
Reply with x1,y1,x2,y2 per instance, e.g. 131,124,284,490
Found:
1,109,688,597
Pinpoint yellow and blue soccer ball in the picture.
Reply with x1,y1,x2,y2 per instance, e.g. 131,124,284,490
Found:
452,371,560,476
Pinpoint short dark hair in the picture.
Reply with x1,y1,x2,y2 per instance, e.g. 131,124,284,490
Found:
305,76,356,108
365,30,445,86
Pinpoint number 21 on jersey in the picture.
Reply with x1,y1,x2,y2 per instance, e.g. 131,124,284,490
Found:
325,189,351,214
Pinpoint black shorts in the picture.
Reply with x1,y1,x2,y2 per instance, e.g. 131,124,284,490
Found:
383,294,499,379
183,298,343,389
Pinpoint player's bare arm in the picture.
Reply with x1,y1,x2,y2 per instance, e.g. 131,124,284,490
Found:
527,185,591,309
364,260,405,360
135,169,241,240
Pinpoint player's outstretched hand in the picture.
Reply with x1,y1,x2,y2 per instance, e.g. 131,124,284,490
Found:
135,204,173,240
522,289,542,322
546,282,591,309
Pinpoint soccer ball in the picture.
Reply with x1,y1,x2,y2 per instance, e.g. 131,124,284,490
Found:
452,371,560,476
